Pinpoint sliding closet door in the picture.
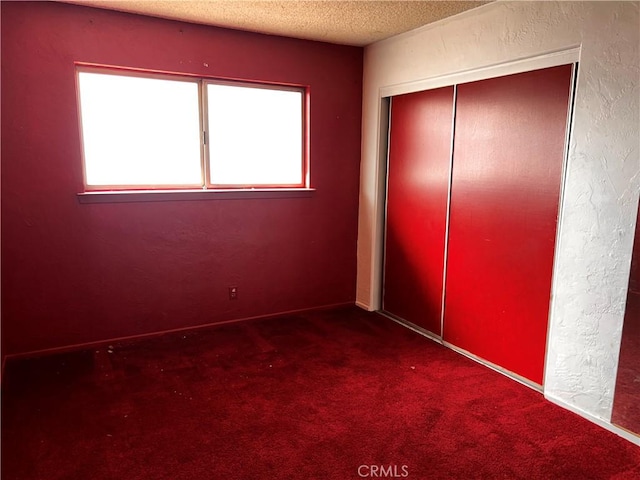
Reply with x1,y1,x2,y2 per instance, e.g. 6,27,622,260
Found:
444,65,573,385
383,87,454,335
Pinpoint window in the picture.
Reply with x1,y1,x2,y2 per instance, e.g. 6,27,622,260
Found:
76,67,307,192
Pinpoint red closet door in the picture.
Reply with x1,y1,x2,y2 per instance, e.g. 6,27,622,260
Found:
383,86,454,335
444,65,573,385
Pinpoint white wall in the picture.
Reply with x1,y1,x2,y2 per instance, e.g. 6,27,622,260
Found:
357,1,639,440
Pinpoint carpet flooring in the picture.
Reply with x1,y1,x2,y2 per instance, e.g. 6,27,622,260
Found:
2,306,639,479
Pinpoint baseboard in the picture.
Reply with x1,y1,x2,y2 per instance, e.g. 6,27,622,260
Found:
3,301,356,363
545,393,640,446
355,300,372,311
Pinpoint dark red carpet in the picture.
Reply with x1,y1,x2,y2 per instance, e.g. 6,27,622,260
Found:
2,306,639,479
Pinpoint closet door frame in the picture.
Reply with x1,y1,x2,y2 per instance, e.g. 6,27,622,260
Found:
377,48,579,389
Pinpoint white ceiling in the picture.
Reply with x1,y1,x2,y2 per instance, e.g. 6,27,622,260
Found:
60,1,490,47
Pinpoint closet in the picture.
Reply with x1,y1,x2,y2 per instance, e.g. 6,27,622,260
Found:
383,86,454,336
383,64,574,386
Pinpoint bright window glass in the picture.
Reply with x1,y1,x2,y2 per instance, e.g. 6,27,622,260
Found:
76,68,307,191
206,84,303,186
77,72,201,187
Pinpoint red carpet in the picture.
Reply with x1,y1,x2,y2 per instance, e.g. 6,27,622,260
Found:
2,306,639,479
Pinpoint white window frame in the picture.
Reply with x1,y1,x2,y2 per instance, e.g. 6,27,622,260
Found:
75,65,309,193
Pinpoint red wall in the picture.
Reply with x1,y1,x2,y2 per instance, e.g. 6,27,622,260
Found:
1,1,363,356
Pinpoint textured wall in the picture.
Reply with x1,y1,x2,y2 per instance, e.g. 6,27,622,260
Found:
1,1,363,355
545,2,639,421
357,1,639,428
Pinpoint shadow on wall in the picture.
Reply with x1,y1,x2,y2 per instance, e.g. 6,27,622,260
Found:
382,223,444,336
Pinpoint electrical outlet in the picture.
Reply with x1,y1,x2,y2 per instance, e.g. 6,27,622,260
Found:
229,286,238,300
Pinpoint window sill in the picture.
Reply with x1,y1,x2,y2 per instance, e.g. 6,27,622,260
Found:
77,188,316,204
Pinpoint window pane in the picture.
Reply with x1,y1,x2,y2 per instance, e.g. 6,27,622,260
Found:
207,84,303,186
78,72,201,187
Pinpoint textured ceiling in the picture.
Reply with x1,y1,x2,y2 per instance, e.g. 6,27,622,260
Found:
60,1,489,46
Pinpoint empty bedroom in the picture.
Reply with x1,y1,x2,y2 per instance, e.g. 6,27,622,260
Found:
2,1,639,478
